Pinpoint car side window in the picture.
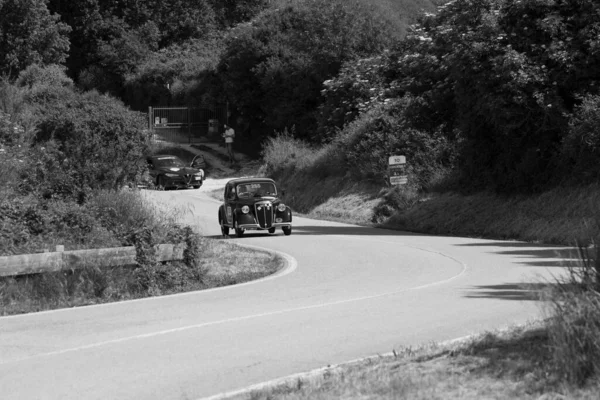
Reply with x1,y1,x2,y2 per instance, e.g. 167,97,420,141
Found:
226,184,236,201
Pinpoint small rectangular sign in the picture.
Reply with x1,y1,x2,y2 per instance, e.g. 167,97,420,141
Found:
390,175,408,185
389,155,406,165
388,160,407,185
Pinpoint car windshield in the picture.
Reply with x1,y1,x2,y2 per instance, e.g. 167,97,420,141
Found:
154,157,185,168
236,182,277,198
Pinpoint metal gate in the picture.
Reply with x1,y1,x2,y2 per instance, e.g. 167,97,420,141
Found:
148,105,228,143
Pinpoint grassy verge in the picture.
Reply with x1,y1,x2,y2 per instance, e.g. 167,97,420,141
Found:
0,237,282,316
382,184,600,246
240,323,599,400
266,169,600,246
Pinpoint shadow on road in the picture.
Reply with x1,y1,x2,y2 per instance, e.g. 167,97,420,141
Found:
206,225,417,239
455,241,579,269
463,283,551,301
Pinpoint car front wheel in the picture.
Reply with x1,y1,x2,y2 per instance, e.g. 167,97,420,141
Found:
282,226,292,236
234,220,245,238
219,213,229,236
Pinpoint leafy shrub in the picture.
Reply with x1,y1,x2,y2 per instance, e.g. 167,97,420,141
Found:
371,185,420,224
17,64,77,106
339,98,454,188
17,64,74,89
316,54,391,141
0,188,187,256
561,95,600,184
89,189,185,246
27,90,150,201
261,128,318,174
0,196,121,256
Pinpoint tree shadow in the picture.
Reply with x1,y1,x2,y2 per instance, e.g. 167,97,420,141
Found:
463,283,551,301
456,241,579,268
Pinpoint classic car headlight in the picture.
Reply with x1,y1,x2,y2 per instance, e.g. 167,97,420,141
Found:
165,173,179,177
241,205,250,214
277,203,286,212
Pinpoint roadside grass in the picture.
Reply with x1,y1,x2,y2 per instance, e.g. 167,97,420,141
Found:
260,133,600,246
0,237,282,316
238,323,600,400
382,184,600,246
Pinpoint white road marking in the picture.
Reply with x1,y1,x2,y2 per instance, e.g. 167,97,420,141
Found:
3,248,466,365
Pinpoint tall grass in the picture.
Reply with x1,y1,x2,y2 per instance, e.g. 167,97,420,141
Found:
383,184,600,245
543,240,600,385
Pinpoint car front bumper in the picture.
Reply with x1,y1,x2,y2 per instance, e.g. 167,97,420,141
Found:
164,176,203,188
237,222,292,230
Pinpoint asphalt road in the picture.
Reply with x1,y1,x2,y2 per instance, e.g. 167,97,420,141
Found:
0,182,573,400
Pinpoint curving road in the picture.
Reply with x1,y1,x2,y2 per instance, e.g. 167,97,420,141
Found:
0,182,573,399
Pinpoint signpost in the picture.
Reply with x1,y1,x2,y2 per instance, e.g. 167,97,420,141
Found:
388,155,407,186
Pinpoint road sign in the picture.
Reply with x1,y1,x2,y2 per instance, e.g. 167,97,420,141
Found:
388,155,407,185
389,155,406,165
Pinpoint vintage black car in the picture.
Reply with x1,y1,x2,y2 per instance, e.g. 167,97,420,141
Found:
218,178,292,237
146,155,204,189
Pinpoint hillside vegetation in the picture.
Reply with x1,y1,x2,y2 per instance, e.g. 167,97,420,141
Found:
2,0,600,394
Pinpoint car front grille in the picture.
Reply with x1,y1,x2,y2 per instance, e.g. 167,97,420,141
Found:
254,201,273,228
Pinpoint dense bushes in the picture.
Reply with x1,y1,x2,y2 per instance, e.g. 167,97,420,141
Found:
561,95,600,184
217,0,405,142
302,0,600,194
21,87,150,201
0,68,169,257
0,0,70,78
0,189,187,256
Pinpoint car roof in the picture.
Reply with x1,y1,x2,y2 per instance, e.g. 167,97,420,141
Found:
227,177,276,185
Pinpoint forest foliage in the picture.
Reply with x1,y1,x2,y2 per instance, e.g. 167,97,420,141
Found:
2,0,600,257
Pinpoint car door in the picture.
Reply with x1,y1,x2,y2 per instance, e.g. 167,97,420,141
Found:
224,183,236,225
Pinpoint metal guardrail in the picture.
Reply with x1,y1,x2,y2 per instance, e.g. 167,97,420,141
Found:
0,244,185,277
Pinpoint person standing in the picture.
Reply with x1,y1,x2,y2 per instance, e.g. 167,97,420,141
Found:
223,124,236,164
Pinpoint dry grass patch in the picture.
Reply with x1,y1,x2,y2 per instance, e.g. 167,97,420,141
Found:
382,184,600,245
0,237,283,316
200,238,282,287
241,324,600,400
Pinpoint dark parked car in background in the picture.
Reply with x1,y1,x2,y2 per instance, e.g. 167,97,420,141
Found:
218,178,292,237
146,155,204,189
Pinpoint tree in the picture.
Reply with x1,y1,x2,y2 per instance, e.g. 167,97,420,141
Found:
209,0,271,27
217,0,399,143
46,0,218,98
29,90,150,201
0,0,70,78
